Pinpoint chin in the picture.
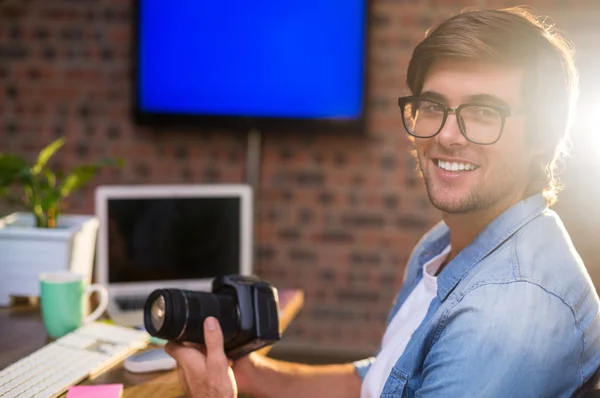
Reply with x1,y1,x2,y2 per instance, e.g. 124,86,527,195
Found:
427,189,482,214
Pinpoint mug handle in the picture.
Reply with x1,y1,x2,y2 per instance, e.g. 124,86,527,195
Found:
84,284,109,324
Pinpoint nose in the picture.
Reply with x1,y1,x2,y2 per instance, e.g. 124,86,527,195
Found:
436,113,469,148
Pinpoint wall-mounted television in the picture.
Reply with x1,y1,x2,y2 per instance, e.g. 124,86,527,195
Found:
133,1,369,135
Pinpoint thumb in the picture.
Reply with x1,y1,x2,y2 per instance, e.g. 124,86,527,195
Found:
204,317,228,367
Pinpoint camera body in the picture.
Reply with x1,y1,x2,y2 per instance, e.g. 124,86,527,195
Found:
144,274,281,360
213,274,282,358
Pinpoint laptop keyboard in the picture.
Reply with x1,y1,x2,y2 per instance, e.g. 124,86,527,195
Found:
115,296,148,311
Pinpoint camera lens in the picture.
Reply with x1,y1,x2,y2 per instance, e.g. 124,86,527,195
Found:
144,288,240,344
150,295,166,331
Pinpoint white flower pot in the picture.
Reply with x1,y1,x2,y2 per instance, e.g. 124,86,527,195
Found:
0,212,99,306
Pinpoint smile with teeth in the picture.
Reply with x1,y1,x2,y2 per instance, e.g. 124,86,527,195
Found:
436,159,478,172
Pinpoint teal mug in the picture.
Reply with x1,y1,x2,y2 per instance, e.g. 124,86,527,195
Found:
39,271,109,338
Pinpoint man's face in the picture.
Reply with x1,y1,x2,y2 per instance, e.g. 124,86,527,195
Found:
413,60,532,214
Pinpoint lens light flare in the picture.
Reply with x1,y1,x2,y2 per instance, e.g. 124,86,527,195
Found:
151,295,166,331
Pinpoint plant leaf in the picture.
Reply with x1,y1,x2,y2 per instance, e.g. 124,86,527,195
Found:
32,138,65,176
59,158,123,198
59,165,98,198
16,168,34,186
43,169,56,189
0,154,28,190
41,190,61,215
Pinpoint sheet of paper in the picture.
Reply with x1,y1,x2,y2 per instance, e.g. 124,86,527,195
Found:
66,383,123,398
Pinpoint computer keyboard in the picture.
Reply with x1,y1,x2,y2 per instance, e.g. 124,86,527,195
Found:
0,322,150,398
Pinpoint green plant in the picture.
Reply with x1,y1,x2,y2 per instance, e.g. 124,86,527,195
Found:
0,138,124,228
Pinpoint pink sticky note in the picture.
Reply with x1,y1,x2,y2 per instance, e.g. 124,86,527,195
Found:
66,384,123,398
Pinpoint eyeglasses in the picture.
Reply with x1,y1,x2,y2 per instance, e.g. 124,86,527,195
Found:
397,96,520,145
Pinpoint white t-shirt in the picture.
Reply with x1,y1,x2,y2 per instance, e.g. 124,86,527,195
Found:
360,245,451,398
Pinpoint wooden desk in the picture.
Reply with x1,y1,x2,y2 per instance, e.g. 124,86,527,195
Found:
0,289,304,398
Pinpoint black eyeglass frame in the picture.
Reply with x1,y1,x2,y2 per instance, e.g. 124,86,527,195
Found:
397,96,516,145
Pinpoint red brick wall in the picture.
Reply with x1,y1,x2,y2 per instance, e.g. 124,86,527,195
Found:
2,0,600,358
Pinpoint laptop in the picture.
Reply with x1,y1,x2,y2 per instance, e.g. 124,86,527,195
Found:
94,184,253,327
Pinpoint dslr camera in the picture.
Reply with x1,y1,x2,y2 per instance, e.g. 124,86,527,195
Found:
143,274,281,360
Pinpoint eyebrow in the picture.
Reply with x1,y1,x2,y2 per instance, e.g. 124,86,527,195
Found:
420,91,512,108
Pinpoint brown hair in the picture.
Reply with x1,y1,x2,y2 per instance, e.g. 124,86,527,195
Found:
406,6,579,206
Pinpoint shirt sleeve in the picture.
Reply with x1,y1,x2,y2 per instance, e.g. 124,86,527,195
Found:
353,356,376,380
416,281,583,397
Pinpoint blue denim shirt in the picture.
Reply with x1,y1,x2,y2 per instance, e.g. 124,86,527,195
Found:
354,194,600,397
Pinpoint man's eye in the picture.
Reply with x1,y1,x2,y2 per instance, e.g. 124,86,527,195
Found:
421,102,444,112
470,107,499,118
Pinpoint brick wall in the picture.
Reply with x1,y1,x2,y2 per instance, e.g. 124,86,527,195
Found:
2,0,600,358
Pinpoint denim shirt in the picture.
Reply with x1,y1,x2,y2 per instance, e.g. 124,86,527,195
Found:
354,194,600,397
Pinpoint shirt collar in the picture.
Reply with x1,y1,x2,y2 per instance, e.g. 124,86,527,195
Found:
426,193,547,301
422,244,451,290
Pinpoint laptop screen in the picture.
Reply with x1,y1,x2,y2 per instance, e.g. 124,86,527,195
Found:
106,197,241,283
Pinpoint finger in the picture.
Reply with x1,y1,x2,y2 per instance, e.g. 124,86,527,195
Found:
181,341,207,355
164,341,178,357
164,342,207,372
203,317,229,368
181,341,204,349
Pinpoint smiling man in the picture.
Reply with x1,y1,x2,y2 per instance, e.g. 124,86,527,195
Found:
166,7,600,398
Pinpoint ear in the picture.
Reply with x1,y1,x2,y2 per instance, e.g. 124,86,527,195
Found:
526,145,549,180
528,150,548,171
525,136,550,162
529,142,549,157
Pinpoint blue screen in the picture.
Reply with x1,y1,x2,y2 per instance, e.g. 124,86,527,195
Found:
138,1,366,119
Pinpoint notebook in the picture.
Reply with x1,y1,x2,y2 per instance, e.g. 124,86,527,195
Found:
66,383,123,398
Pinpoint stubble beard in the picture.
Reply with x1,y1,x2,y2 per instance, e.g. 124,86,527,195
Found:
418,158,524,215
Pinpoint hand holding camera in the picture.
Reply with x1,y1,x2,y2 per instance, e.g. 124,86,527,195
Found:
165,317,238,398
143,275,281,398
143,274,282,360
